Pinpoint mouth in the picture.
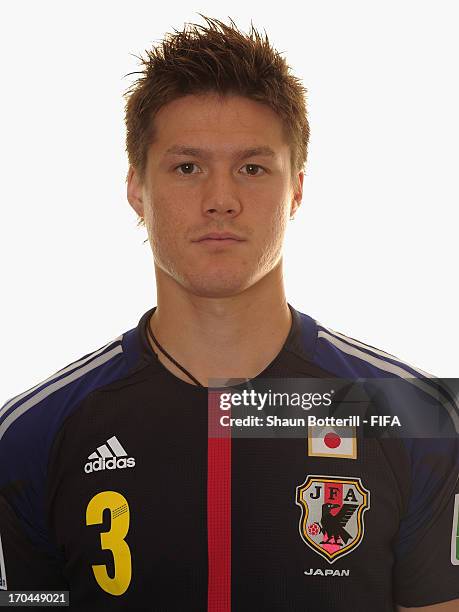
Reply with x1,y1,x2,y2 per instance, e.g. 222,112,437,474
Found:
193,232,246,244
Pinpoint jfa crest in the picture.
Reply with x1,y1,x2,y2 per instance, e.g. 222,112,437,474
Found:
295,475,370,564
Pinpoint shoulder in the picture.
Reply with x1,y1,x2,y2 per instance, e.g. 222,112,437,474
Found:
0,318,144,451
0,314,151,548
291,305,434,379
293,308,458,434
312,317,433,380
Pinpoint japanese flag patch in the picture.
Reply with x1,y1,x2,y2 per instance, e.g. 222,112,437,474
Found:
308,425,357,459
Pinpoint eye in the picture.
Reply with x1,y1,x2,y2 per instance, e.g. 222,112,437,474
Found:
241,164,265,176
175,162,200,175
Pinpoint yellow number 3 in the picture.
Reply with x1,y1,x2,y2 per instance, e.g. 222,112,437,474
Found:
86,491,132,596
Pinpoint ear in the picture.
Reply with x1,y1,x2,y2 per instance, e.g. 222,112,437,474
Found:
290,170,304,219
127,166,145,219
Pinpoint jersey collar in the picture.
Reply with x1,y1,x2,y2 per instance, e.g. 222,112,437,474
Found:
131,303,319,377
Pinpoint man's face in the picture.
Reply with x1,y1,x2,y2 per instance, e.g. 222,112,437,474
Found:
127,93,303,298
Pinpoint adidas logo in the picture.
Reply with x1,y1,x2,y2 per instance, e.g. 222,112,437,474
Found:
84,435,136,474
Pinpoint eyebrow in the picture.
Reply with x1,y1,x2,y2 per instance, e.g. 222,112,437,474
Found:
164,145,277,160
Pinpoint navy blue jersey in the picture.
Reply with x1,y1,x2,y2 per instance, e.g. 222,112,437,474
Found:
0,304,458,611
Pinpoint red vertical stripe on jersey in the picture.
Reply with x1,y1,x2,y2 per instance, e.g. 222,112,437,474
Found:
207,390,231,612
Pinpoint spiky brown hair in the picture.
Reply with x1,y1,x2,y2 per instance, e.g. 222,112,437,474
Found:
124,15,309,226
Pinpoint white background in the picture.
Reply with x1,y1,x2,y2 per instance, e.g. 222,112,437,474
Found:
1,0,458,402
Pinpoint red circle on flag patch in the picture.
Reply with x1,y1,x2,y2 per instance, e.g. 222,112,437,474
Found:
324,432,341,448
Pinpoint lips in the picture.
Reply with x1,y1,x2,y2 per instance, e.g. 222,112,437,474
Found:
194,232,245,242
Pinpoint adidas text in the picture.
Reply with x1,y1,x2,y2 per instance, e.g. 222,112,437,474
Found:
84,457,136,473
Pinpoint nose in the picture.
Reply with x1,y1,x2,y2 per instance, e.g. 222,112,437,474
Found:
201,171,242,219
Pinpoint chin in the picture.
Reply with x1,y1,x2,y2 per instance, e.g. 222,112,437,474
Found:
181,270,256,298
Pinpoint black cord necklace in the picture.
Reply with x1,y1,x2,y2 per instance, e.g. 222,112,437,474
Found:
146,313,204,387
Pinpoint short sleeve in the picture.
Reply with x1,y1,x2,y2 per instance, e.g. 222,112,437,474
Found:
0,495,66,590
393,436,459,607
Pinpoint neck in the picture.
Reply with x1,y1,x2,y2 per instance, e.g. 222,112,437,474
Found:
148,262,292,387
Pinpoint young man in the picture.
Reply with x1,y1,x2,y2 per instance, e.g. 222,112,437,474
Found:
1,15,458,611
